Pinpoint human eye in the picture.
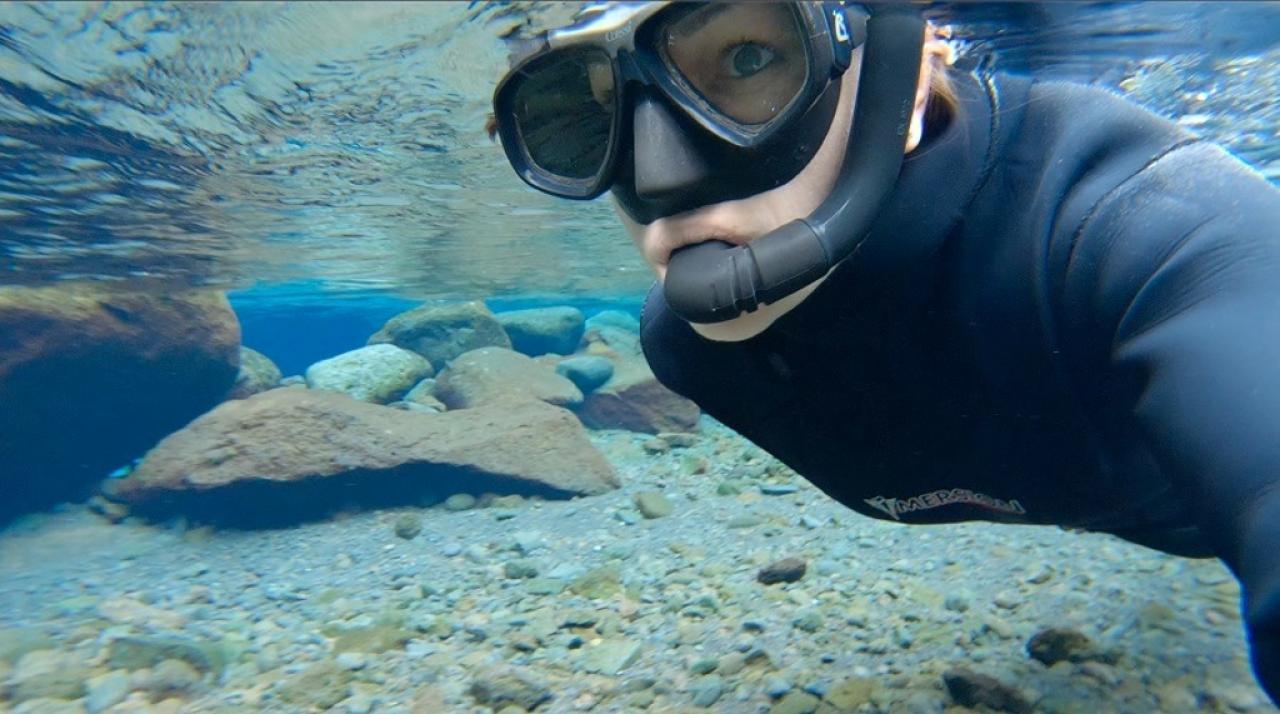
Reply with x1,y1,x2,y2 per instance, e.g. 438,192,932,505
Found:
723,41,777,78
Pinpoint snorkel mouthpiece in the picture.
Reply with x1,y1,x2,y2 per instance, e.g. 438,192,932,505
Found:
662,225,830,323
664,5,927,324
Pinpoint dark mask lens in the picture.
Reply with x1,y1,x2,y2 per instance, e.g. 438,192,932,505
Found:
661,4,808,125
511,48,616,180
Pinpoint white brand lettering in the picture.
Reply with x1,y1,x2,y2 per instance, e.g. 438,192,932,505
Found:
833,12,849,43
864,488,1028,521
605,20,634,43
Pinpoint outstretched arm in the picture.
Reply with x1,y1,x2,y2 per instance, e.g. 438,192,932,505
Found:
1069,141,1280,700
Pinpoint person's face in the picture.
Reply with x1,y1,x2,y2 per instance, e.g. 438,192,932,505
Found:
616,52,863,341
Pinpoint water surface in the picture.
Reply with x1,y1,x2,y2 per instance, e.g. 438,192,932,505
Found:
1,1,1277,303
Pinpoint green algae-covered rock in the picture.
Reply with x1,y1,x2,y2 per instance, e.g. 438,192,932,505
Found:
369,300,511,368
393,514,423,540
276,660,353,710
495,306,585,356
85,670,130,712
569,565,622,600
445,493,477,511
469,667,553,711
525,578,566,596
105,635,225,675
821,678,877,712
772,690,820,714
634,491,673,519
332,626,414,654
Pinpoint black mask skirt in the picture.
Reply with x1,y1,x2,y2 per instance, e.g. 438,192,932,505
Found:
610,79,843,224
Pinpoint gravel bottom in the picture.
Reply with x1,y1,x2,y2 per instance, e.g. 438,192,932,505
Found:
0,417,1275,714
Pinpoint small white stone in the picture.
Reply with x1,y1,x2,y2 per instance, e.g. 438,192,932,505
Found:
336,652,368,671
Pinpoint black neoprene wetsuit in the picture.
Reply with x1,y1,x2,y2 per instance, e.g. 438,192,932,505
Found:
639,70,1280,699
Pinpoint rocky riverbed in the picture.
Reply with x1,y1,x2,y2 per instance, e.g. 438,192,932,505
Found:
0,418,1274,714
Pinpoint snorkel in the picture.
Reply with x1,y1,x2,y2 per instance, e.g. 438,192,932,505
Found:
662,5,926,324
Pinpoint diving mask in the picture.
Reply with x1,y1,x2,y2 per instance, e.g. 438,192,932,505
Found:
492,1,862,209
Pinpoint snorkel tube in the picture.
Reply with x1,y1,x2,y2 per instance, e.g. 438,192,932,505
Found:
662,4,926,324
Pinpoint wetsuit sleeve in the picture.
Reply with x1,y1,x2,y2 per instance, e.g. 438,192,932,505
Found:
1065,141,1280,699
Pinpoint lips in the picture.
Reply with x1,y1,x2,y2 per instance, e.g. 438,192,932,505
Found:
644,223,754,279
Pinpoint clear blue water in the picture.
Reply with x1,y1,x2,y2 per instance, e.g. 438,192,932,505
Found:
3,2,1280,712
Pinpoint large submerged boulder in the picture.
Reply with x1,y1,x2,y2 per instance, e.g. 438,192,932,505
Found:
0,286,240,522
495,306,585,356
305,344,433,404
434,347,582,410
102,389,619,525
368,300,511,368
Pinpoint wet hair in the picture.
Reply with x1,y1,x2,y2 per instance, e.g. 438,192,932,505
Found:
921,25,961,132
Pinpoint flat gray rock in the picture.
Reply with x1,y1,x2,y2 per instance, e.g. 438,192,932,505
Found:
434,347,582,409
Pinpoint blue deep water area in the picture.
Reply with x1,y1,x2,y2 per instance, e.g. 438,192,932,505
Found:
229,283,642,377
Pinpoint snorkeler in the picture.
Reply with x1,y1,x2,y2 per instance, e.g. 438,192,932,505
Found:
490,1,1280,702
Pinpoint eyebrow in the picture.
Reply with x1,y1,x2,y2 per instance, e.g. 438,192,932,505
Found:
672,4,732,37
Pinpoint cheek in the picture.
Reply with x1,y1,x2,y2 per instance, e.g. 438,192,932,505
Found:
783,70,857,204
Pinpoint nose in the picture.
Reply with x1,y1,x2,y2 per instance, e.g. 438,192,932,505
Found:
632,91,714,200
612,89,723,221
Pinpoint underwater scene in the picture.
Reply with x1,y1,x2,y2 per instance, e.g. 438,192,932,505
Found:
3,2,1280,713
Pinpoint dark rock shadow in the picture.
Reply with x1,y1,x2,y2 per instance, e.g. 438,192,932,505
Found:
112,464,578,530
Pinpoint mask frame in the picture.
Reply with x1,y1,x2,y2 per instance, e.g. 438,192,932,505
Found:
492,1,863,200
